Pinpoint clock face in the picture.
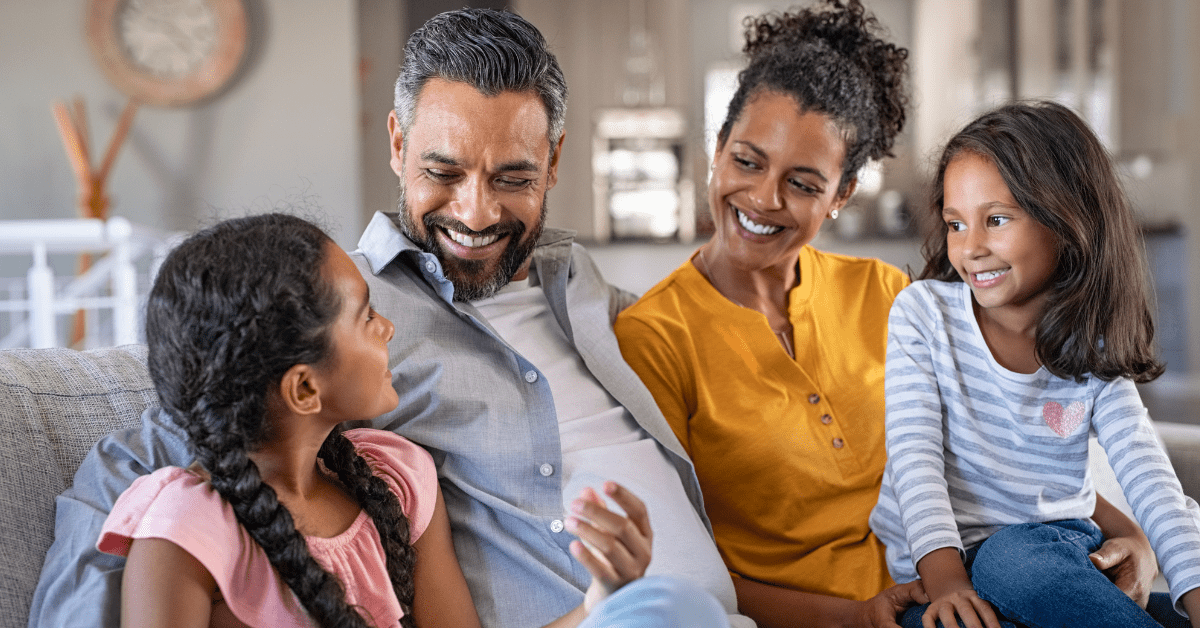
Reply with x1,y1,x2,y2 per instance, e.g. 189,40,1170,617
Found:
119,0,219,78
87,0,248,107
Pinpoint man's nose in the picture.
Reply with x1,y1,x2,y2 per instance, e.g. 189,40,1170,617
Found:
449,176,503,232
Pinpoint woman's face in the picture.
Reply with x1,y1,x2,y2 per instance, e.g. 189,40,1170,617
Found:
708,91,852,272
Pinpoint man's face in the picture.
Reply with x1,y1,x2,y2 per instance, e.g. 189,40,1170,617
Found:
388,78,563,301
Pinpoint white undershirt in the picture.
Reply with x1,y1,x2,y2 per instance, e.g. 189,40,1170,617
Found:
472,268,743,620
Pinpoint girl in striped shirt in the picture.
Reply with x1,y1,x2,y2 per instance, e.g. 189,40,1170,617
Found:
869,101,1200,628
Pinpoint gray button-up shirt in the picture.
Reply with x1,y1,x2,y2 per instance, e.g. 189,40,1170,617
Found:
355,212,716,626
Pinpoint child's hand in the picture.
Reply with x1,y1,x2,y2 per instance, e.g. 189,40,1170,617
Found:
922,585,1000,628
564,482,653,613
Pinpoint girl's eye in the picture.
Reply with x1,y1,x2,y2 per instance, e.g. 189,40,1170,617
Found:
946,220,965,232
366,306,378,321
987,215,1011,227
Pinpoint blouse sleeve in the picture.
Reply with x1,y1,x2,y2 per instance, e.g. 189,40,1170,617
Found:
885,283,962,565
342,428,438,541
614,311,694,455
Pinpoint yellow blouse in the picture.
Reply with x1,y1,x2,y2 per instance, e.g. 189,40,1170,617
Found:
615,245,909,601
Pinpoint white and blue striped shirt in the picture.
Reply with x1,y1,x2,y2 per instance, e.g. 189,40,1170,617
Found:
869,279,1200,609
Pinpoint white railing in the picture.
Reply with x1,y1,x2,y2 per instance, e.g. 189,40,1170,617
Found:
0,217,177,349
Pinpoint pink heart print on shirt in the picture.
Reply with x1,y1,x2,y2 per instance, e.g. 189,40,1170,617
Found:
1043,401,1086,437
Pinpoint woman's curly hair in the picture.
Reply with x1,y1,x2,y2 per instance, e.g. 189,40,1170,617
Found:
718,0,909,194
145,213,417,627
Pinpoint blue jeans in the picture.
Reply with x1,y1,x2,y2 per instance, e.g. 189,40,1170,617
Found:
579,576,732,628
898,520,1189,628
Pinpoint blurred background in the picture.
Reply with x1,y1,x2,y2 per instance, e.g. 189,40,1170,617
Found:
1,1,1197,404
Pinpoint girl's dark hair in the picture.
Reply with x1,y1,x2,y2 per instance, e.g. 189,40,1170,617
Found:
920,100,1163,383
145,213,417,627
718,0,909,195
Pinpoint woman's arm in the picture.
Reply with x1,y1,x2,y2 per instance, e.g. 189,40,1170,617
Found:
1088,493,1156,607
411,487,483,628
733,575,927,628
121,538,215,628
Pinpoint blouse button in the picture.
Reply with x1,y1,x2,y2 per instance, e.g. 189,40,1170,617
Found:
821,414,833,425
832,437,845,449
808,393,820,404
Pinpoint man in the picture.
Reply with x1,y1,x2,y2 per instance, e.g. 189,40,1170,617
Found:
30,8,751,628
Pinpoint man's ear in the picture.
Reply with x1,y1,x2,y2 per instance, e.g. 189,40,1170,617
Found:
278,364,322,416
546,130,566,190
388,110,404,178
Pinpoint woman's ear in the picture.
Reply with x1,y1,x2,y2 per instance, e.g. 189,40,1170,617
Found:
832,176,858,213
278,364,322,416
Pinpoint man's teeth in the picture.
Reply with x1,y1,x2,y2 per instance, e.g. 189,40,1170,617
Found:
736,208,783,235
447,229,499,248
975,269,1008,281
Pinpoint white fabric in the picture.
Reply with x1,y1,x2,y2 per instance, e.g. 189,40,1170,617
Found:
473,268,745,624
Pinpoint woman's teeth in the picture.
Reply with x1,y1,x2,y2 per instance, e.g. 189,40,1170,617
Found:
736,208,783,235
447,229,499,248
975,269,1008,281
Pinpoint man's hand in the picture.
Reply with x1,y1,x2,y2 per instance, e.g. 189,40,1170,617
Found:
854,580,929,628
1089,534,1156,608
564,482,653,613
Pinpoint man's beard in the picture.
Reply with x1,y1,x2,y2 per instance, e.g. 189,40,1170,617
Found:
396,188,547,302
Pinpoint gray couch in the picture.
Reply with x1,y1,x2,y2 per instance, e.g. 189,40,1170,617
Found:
2,345,1200,628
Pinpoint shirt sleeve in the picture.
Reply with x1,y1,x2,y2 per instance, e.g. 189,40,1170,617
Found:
614,312,694,456
343,428,438,541
1092,378,1200,613
885,284,963,567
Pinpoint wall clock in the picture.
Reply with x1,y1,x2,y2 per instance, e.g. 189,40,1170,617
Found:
86,0,249,107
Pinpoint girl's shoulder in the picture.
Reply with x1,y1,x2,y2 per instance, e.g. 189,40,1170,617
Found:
342,428,438,539
893,279,967,319
97,466,234,559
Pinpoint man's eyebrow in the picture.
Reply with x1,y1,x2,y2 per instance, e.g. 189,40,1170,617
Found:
496,160,539,173
419,150,460,166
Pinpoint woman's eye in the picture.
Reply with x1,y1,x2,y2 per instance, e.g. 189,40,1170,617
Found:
789,179,818,195
733,156,758,169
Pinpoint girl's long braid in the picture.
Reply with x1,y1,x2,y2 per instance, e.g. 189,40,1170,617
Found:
146,214,417,627
320,427,417,628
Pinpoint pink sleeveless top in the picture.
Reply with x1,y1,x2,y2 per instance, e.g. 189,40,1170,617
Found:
98,429,436,628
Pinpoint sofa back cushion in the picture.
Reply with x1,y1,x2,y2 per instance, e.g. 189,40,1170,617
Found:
0,345,156,627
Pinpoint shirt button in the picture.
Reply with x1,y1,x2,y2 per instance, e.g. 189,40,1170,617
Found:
424,261,436,273
550,519,565,533
821,414,833,425
539,463,554,477
524,370,539,383
832,437,845,449
808,393,821,404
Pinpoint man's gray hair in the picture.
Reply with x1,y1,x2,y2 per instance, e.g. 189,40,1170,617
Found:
394,8,568,158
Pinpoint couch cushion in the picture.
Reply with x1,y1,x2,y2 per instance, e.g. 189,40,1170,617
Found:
0,345,156,627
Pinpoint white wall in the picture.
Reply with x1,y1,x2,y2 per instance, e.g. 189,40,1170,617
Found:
0,0,363,249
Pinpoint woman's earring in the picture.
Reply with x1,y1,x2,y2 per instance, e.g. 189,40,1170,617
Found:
830,209,839,220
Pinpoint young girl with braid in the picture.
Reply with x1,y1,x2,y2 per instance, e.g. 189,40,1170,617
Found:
96,214,648,628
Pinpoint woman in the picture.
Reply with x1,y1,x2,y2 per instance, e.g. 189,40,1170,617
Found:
613,2,1157,627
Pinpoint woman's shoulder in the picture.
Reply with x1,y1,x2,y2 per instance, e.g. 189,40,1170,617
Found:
805,246,910,294
616,257,706,326
342,428,437,539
